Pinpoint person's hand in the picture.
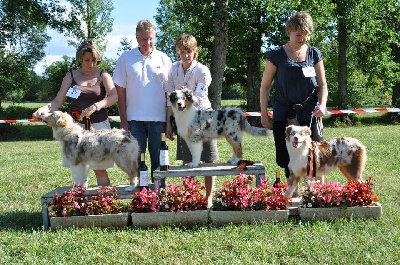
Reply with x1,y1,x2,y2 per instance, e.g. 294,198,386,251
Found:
79,105,96,121
312,104,326,118
166,122,174,141
32,105,50,120
261,114,272,129
120,120,130,131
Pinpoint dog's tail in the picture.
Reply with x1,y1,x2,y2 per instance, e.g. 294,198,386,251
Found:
243,118,273,136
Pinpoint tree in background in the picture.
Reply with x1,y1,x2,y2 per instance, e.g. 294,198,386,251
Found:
209,0,228,109
156,0,399,111
117,37,135,57
331,0,400,109
0,0,73,106
66,0,114,51
39,0,115,103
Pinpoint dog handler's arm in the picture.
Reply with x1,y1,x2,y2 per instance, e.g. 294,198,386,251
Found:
116,85,129,131
312,60,328,118
259,60,276,129
32,72,71,119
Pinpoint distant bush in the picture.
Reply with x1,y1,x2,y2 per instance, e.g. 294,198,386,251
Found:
0,106,36,119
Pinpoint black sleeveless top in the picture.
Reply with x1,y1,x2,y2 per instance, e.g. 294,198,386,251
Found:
69,70,108,123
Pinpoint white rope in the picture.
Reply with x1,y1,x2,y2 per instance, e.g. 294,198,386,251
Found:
309,115,324,138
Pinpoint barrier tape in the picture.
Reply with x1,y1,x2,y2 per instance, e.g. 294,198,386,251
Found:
1,108,399,124
243,108,400,117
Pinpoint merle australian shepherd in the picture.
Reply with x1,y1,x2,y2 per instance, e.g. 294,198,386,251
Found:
41,111,139,191
169,89,273,167
285,125,367,197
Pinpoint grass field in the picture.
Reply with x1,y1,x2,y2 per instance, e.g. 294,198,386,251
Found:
0,118,399,264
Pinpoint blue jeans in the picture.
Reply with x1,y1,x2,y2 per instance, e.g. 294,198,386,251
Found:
128,120,166,183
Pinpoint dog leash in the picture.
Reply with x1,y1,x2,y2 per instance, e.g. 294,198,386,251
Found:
309,115,323,138
237,160,254,171
306,141,317,178
71,111,91,130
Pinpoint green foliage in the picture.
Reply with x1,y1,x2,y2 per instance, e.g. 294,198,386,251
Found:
66,0,114,51
0,0,79,103
155,0,399,111
0,124,399,263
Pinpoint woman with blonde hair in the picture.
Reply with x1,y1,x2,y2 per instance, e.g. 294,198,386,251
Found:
259,11,328,187
33,40,118,186
166,34,219,207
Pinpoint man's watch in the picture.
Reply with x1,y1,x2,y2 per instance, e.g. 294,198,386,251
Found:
94,103,100,111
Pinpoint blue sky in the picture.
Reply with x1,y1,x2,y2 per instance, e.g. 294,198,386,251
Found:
34,0,159,74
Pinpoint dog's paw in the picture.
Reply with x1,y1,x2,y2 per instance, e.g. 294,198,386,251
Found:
227,157,240,166
124,185,135,192
187,162,199,167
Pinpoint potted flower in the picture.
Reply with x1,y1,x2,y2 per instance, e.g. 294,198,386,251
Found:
211,174,291,225
130,177,209,227
299,177,382,221
48,184,130,229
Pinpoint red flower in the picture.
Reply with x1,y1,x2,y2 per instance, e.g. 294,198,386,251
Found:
48,184,124,217
302,177,379,208
213,174,291,211
131,177,208,213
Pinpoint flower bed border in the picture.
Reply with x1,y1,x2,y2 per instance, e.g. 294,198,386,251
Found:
131,210,209,228
50,212,130,229
298,202,382,221
211,209,289,226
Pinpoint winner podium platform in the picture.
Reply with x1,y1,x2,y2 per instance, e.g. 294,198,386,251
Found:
153,162,266,189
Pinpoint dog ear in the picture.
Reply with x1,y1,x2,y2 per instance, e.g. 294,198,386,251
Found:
169,91,177,103
56,112,68,127
285,125,292,140
184,90,193,102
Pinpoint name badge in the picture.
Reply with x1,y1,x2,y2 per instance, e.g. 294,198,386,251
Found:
66,85,81,99
195,83,205,94
302,66,316,77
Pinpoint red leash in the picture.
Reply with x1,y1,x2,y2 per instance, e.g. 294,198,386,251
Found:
71,111,91,130
307,141,317,178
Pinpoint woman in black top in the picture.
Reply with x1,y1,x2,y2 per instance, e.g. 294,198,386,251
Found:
33,40,118,186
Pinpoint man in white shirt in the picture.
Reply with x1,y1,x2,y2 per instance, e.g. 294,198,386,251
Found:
113,19,172,185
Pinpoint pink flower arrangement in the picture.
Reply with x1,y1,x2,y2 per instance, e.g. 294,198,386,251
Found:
49,184,125,217
130,188,160,213
131,177,208,213
302,177,379,208
212,174,291,211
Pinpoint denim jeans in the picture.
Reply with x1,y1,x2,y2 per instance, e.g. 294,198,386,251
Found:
128,120,166,183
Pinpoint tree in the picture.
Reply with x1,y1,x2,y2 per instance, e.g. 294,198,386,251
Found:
117,37,135,57
66,0,114,51
0,0,73,105
209,0,229,109
41,56,77,102
329,0,400,109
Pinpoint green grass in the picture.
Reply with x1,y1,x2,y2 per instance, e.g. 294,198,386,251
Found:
0,122,399,264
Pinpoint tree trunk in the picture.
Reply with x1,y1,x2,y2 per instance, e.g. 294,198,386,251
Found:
246,54,260,111
337,1,347,110
245,13,262,112
210,0,228,109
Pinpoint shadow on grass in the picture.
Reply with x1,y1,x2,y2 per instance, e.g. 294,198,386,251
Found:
0,211,44,230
